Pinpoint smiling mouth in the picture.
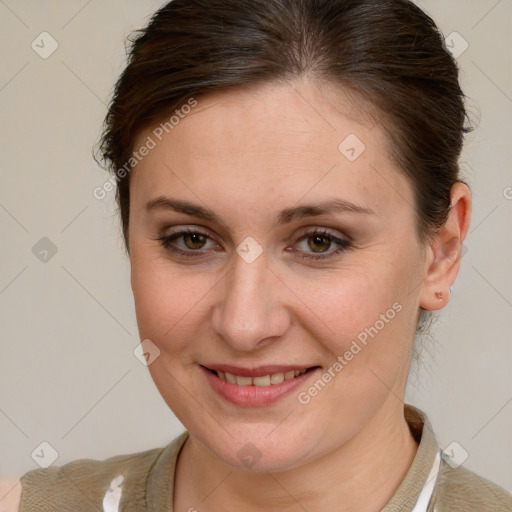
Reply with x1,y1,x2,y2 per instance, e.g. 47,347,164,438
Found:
205,367,319,386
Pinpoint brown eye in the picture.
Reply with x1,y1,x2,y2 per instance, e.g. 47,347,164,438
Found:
293,229,351,261
307,234,332,253
157,228,219,257
183,232,208,250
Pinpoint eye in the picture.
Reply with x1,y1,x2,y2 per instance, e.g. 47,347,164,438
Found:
157,228,220,257
292,228,352,260
156,227,351,261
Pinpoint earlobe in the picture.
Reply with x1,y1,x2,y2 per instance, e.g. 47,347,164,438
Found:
420,236,462,311
419,182,472,311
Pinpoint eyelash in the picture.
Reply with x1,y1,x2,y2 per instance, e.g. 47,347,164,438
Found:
156,227,352,261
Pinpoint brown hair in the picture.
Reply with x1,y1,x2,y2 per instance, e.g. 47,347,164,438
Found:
95,0,472,330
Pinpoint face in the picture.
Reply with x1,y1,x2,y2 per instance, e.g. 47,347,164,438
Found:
128,78,427,472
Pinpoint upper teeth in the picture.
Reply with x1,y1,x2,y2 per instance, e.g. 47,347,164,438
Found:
216,369,308,386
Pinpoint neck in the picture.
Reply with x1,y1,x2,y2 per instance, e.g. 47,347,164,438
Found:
174,401,418,512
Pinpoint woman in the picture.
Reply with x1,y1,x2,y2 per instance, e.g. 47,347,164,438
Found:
2,0,511,510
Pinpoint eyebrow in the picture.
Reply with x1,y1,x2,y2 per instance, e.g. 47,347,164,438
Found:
144,196,376,226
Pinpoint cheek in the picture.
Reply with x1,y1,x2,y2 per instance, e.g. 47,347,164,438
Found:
294,275,412,422
291,257,417,384
130,251,217,352
299,266,400,337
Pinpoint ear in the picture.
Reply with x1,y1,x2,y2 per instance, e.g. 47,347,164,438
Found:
419,182,472,311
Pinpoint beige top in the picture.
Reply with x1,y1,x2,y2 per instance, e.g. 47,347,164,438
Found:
18,404,512,511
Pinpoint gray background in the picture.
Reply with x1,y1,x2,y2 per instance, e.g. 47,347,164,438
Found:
0,0,511,492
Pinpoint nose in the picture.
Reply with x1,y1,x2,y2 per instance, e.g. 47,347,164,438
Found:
211,250,291,352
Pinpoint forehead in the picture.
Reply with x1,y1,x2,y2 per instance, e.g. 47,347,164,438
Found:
140,80,378,159
129,79,413,222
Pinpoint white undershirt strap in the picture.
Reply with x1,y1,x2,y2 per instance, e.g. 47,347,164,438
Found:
411,450,441,512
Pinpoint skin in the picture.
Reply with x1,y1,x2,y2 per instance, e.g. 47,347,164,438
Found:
126,78,471,511
0,480,21,512
0,78,470,512
127,78,471,511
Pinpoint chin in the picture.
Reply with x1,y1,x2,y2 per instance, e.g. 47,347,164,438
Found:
190,419,321,473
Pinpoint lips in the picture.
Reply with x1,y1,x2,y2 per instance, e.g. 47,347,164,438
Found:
200,364,320,406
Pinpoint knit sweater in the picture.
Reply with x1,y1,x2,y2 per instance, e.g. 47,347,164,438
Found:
18,404,512,511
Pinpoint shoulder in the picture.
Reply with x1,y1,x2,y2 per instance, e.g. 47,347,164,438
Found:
13,437,184,512
433,461,512,511
0,478,21,512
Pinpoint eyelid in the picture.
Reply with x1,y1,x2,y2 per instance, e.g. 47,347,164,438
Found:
159,224,349,247
156,224,353,262
160,226,221,251
163,225,213,237
294,225,350,241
